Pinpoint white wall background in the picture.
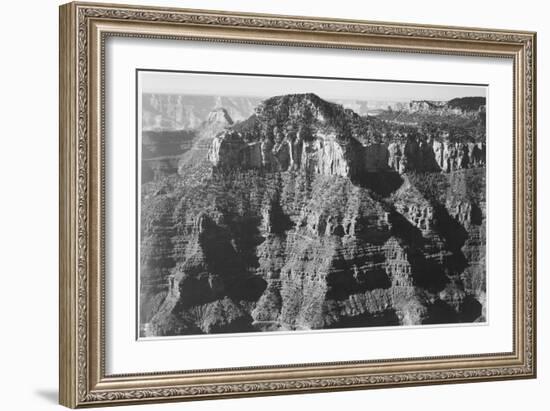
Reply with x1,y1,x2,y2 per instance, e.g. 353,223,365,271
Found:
0,0,546,409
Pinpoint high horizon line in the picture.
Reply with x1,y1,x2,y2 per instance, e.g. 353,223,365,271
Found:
141,91,486,104
139,71,486,102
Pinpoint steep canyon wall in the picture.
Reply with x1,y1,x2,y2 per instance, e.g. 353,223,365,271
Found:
139,93,486,336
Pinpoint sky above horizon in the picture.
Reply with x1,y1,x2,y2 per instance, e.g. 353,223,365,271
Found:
139,70,487,102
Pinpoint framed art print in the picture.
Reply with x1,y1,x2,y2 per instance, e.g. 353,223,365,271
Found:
59,2,536,408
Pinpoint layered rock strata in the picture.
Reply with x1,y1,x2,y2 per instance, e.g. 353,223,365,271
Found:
207,94,485,177
139,93,486,336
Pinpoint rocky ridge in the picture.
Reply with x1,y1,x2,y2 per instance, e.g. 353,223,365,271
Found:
407,97,486,116
140,93,486,336
142,94,261,131
208,94,486,176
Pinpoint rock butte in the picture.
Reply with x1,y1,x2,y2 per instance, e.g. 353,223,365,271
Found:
139,93,486,336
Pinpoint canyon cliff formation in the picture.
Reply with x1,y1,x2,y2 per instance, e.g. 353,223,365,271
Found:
142,94,261,131
139,93,486,336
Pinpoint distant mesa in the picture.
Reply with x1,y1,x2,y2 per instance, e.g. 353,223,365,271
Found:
407,97,486,116
142,93,261,131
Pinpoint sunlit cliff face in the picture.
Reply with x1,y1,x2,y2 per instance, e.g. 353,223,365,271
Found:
139,93,486,337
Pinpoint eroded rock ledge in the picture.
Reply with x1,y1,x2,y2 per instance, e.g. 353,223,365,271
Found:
139,93,487,336
207,94,485,177
209,131,485,176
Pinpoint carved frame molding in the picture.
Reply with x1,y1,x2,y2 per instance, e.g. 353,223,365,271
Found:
59,2,536,408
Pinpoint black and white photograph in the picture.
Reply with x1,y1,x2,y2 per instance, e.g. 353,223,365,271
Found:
137,71,487,338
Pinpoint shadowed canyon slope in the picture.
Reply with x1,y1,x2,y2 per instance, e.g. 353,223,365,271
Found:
139,93,486,336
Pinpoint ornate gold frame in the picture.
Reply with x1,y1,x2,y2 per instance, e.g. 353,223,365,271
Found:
59,1,536,408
